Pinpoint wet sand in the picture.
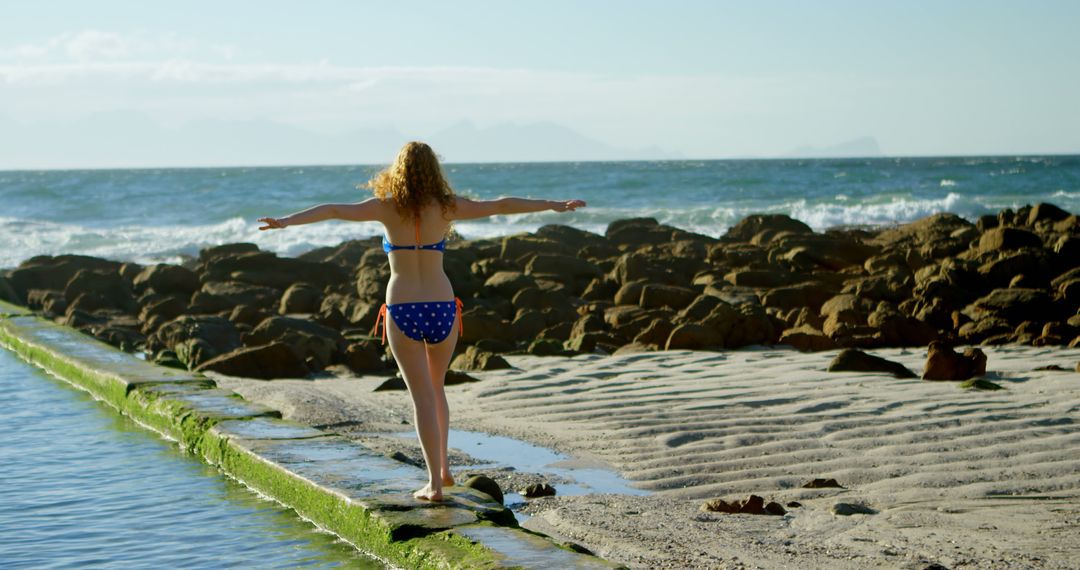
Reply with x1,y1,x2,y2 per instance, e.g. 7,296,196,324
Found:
213,346,1080,569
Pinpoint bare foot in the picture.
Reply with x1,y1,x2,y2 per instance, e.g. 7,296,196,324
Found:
442,474,456,486
413,484,444,502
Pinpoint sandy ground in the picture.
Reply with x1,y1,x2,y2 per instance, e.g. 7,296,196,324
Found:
213,346,1080,570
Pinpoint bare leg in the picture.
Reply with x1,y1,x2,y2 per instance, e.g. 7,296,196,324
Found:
386,320,444,502
425,322,459,486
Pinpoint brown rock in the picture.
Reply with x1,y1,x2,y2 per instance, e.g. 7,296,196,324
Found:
147,315,242,367
639,284,696,310
723,269,800,288
520,483,557,498
970,288,1057,323
761,281,836,313
63,269,135,313
483,271,537,298
132,264,200,296
195,342,309,379
613,279,648,305
525,254,602,281
827,348,917,378
0,275,17,304
802,478,844,489
976,227,1042,255
463,475,504,504
1026,202,1070,226
8,254,122,304
779,325,836,352
666,323,723,350
201,250,347,290
344,341,384,373
451,346,511,371
700,494,779,515
190,281,279,313
723,214,812,242
245,316,346,370
923,341,987,381
279,283,322,314
460,309,510,344
565,331,615,353
633,318,674,345
138,295,188,333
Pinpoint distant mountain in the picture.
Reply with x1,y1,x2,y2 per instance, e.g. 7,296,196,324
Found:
428,120,679,163
783,136,884,158
0,113,677,169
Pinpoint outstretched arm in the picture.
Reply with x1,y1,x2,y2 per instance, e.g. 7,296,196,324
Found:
258,199,381,230
452,197,586,220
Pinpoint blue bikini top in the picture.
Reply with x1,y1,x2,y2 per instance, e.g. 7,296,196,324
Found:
382,237,446,253
382,218,446,254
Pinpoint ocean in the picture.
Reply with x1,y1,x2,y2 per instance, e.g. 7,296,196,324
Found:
2,155,1078,269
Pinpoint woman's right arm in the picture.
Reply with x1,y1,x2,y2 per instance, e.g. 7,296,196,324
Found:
452,197,586,220
258,199,382,230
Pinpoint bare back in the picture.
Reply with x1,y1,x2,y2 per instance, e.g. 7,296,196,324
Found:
378,200,455,304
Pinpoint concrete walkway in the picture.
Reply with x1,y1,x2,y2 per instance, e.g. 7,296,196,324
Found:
0,300,620,569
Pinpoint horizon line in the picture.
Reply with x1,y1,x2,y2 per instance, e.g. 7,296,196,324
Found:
2,150,1079,173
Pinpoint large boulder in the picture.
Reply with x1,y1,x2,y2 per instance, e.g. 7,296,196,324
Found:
147,315,242,368
499,235,574,262
343,341,385,373
778,326,836,352
189,281,280,313
969,288,1057,323
7,255,122,304
723,269,801,288
137,294,188,334
195,342,309,379
63,269,135,313
923,342,987,381
771,233,880,271
871,213,973,251
451,346,511,371
1026,202,1070,226
639,284,696,310
483,271,537,299
200,250,347,290
976,227,1043,255
279,283,322,314
245,316,346,370
827,349,917,378
867,304,940,346
534,224,605,251
761,281,836,313
525,254,602,280
605,218,677,247
723,214,812,243
460,309,510,345
132,264,200,296
665,323,724,350
609,251,675,286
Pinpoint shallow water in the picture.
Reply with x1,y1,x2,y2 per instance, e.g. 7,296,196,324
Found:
391,428,648,518
0,347,384,569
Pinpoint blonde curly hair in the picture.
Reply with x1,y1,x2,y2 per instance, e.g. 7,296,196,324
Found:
366,141,456,221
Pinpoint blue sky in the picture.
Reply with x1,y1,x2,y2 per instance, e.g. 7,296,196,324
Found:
1,1,1078,167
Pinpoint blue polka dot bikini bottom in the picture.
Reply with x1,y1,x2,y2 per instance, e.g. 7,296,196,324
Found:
373,298,464,344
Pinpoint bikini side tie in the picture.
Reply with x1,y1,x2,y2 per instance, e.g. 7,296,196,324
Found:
373,303,388,345
455,297,464,338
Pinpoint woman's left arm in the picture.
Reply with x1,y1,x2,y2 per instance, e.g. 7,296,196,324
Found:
259,199,381,230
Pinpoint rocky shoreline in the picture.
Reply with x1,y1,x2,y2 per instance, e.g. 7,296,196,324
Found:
2,203,1078,379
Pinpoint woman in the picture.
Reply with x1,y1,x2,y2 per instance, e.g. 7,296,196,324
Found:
258,142,585,501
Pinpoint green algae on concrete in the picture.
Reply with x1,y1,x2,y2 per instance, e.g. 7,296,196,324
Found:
0,302,622,569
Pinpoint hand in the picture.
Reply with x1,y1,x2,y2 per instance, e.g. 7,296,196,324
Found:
552,199,586,212
258,217,286,230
